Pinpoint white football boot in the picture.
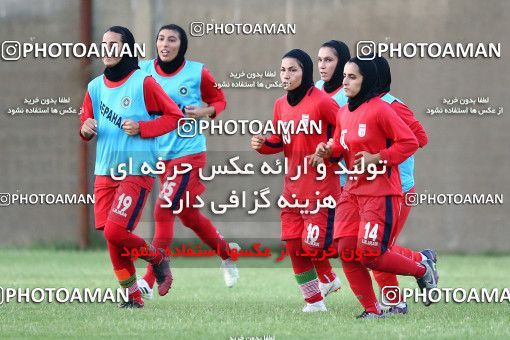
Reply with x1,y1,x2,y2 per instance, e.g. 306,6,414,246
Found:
319,276,341,297
302,300,327,312
137,277,153,300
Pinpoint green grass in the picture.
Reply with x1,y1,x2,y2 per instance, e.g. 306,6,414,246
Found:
0,250,509,339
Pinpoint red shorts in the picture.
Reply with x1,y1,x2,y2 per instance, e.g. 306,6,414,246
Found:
280,200,336,250
93,175,153,230
334,190,402,254
155,153,207,212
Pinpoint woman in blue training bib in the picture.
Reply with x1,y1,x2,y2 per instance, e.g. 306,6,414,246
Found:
137,24,240,298
79,26,184,308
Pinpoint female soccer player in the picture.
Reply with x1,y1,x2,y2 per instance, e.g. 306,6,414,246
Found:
314,57,439,318
251,49,340,312
316,40,351,189
308,40,351,297
370,56,435,314
79,26,184,308
136,24,239,298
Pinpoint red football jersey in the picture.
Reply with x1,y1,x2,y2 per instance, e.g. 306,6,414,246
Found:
388,99,428,148
257,87,340,199
331,97,418,196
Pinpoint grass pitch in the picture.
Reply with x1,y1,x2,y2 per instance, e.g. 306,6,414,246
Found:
0,249,509,339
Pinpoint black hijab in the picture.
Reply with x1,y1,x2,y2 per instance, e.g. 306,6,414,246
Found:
157,24,188,74
282,49,314,106
347,57,379,112
321,40,351,93
103,26,139,82
373,56,391,94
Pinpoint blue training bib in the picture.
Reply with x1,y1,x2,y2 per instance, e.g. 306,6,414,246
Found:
140,59,205,160
88,70,156,176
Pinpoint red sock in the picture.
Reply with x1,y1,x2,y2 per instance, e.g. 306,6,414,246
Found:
142,198,178,288
361,247,426,277
107,240,142,304
372,271,400,304
143,219,175,288
372,271,399,290
392,244,423,262
287,239,322,304
152,198,176,249
104,221,163,264
179,207,231,260
338,237,380,314
143,266,156,288
311,255,337,283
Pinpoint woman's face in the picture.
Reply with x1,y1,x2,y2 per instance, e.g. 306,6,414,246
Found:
343,62,363,98
318,46,338,82
102,31,123,67
157,29,180,62
280,57,303,91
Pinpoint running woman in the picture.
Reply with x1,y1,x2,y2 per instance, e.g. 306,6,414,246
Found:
79,26,184,308
316,40,351,189
309,39,352,297
251,49,340,312
136,24,240,298
314,57,439,318
370,56,435,314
